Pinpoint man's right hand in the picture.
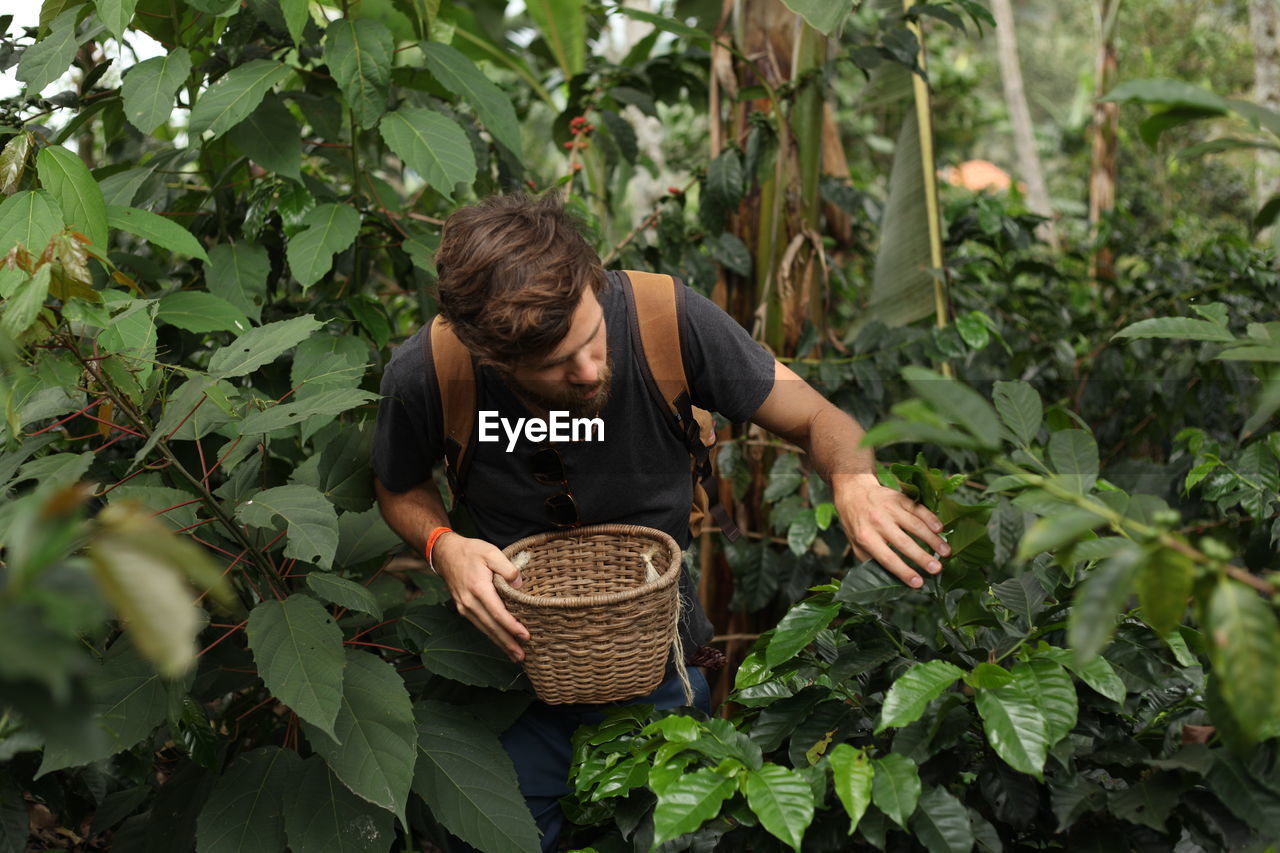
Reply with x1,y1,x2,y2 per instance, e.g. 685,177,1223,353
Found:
430,533,530,662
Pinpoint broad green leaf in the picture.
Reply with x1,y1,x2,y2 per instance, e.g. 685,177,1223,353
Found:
909,786,975,853
156,290,250,334
412,701,543,852
206,242,269,322
189,59,291,140
1011,659,1076,746
876,660,964,733
1136,547,1193,638
827,744,873,834
0,190,63,256
902,366,1001,449
121,49,192,133
1016,509,1104,561
975,682,1049,778
246,595,346,738
779,0,855,36
1206,754,1280,839
286,203,361,289
787,510,818,556
291,335,369,398
1064,654,1126,703
107,483,199,531
37,643,173,776
1067,544,1144,663
744,764,814,850
1206,579,1280,741
336,507,402,567
0,769,25,853
0,131,32,195
227,93,302,181
284,755,395,853
305,573,383,620
98,164,157,207
95,0,139,40
992,574,1045,625
236,484,339,569
195,747,297,853
208,315,322,379
278,0,311,45
17,8,82,94
1102,78,1231,112
37,145,107,249
1112,316,1236,343
763,453,803,501
870,753,920,829
765,600,840,668
705,148,745,211
0,267,51,339
652,767,736,846
107,205,209,262
1047,430,1099,494
421,42,521,154
400,605,525,690
302,650,417,824
238,388,376,436
324,19,394,129
992,380,1041,446
1108,773,1181,833
525,0,585,77
378,107,476,197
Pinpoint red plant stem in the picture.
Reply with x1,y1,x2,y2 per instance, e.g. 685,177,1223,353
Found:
347,618,400,642
164,395,207,441
25,397,105,436
201,436,245,487
94,432,130,454
196,437,209,481
343,640,409,654
397,663,425,674
153,497,205,516
78,411,145,437
198,620,247,657
196,545,251,604
189,534,240,561
174,518,217,534
235,695,276,723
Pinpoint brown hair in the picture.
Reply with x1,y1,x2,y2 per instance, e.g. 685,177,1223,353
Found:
434,194,605,368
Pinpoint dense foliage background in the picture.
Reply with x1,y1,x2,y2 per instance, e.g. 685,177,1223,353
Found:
0,0,1277,851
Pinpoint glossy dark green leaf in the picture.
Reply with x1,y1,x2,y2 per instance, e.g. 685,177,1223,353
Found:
1206,579,1280,741
1011,658,1076,747
1112,315,1236,342
876,660,964,733
827,743,873,835
121,48,191,133
37,145,107,249
422,42,520,154
974,681,1049,778
766,600,840,668
910,786,975,853
745,764,814,850
1015,509,1103,562
653,767,737,848
870,753,920,829
189,60,291,140
155,290,249,334
227,93,302,180
901,366,1001,449
992,380,1041,446
246,594,346,738
1067,543,1144,663
195,747,297,853
108,205,209,261
1136,547,1193,639
206,242,269,323
400,605,526,690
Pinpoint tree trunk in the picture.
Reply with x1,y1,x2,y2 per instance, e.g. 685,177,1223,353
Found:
991,0,1058,249
1251,0,1280,214
1088,0,1121,286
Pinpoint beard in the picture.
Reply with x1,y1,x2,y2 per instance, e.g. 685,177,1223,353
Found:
512,352,614,418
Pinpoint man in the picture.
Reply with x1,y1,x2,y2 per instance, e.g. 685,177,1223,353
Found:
373,194,949,850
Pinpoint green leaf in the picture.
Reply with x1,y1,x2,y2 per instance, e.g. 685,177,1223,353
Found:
238,388,376,436
778,0,854,36
876,660,964,733
1112,316,1237,343
278,0,311,45
1070,656,1126,704
120,48,191,133
37,144,107,249
909,786,975,853
206,242,269,323
302,650,417,824
1011,659,1077,747
107,204,209,261
17,8,82,95
378,107,477,197
1206,754,1280,839
1047,430,1099,493
766,600,840,668
1206,579,1280,742
236,484,340,569
901,366,1001,449
95,0,140,40
0,189,63,255
195,747,297,853
744,764,814,850
421,42,521,154
651,766,737,846
305,573,383,620
1016,509,1104,562
992,380,1041,446
1067,544,1144,663
286,203,361,289
870,753,920,829
324,19,394,129
525,0,585,77
1136,547,1193,638
710,232,752,277
208,314,322,379
1102,78,1231,112
227,93,302,181
292,335,369,398
400,605,525,690
763,453,803,502
787,510,818,556
1,769,25,853
246,595,346,738
189,59,291,140
0,267,52,339
975,681,1049,778
827,743,873,834
284,755,395,853
992,574,1045,625
411,700,540,852
705,148,745,211
156,290,250,334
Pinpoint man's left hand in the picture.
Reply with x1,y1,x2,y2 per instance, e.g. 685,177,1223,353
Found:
835,473,950,588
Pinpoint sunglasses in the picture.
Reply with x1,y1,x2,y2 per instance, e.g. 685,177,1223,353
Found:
531,444,579,528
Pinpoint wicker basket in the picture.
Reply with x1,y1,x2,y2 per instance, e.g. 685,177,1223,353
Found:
495,524,681,705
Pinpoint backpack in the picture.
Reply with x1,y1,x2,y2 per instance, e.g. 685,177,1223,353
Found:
424,270,741,542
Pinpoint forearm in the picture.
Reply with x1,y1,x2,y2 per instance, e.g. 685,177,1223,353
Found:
801,405,880,497
374,477,452,555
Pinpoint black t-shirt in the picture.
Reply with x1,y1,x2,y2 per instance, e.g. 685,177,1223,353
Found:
372,271,777,651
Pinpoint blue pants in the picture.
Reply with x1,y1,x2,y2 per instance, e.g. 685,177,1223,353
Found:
497,669,712,853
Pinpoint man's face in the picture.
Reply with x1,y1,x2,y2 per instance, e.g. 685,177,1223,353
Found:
503,288,612,418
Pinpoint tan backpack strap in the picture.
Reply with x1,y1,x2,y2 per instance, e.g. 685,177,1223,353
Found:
427,316,477,500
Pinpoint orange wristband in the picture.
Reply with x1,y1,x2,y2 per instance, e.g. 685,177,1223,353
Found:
425,526,452,574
